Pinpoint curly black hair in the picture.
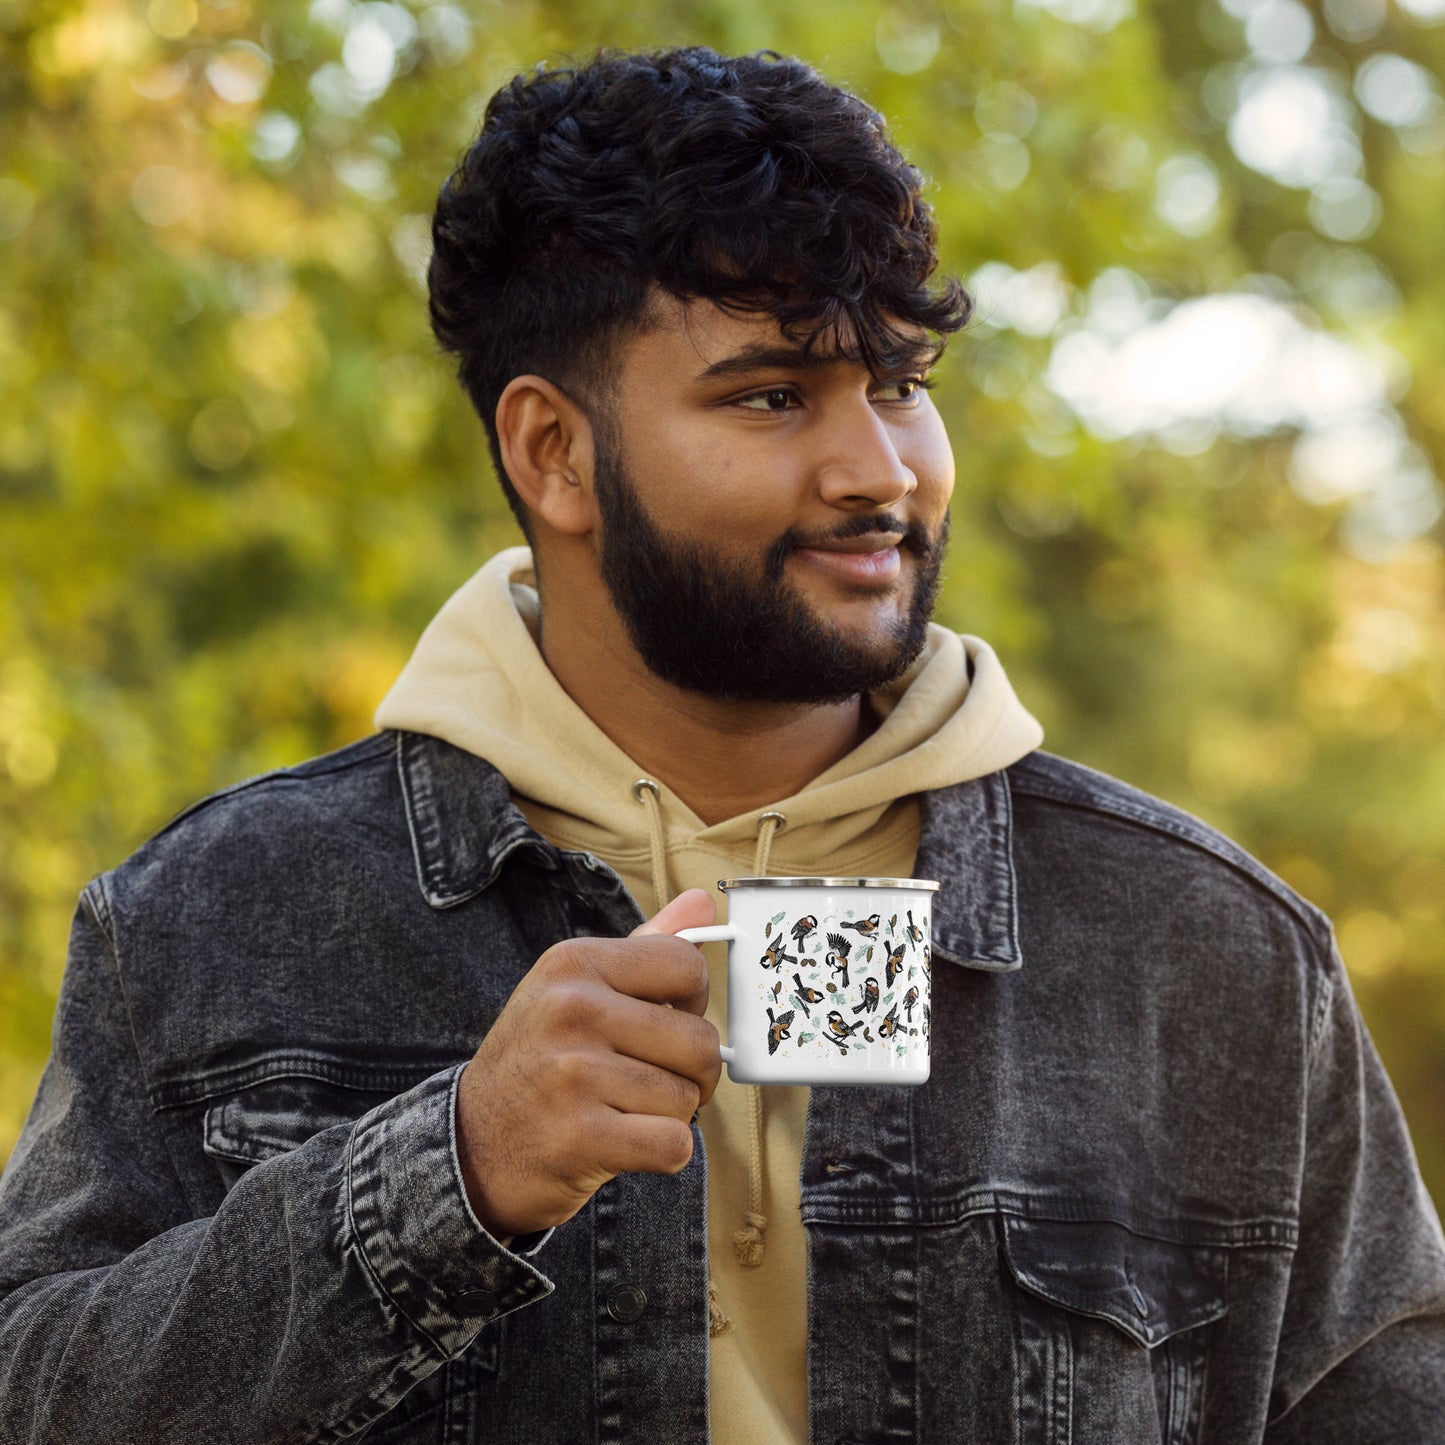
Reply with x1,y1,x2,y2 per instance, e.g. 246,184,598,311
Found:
428,47,971,530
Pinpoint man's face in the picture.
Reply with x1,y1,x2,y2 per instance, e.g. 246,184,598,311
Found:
587,298,956,704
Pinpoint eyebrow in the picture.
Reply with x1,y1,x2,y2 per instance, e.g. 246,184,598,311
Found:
694,344,832,382
694,340,940,383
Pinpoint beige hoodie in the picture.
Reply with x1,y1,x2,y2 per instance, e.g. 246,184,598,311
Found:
376,546,1042,1443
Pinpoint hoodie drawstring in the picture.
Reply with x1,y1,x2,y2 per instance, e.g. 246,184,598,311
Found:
632,778,668,915
734,810,784,1270
630,782,787,1331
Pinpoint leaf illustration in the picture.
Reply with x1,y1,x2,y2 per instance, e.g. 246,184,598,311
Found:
770,911,786,926
765,921,771,938
798,1032,814,1044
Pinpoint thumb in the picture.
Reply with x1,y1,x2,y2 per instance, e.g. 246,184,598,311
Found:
632,887,716,937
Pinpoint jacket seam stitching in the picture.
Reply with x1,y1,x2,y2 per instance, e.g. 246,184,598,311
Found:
1305,940,1339,1068
1007,766,1329,945
344,1114,451,1361
80,874,194,1204
146,734,392,845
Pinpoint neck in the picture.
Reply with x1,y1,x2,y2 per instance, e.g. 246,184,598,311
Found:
537,568,874,826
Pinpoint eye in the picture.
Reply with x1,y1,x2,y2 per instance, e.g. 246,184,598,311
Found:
875,378,931,405
735,387,798,412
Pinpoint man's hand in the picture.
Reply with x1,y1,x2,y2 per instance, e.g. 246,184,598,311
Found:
455,889,722,1241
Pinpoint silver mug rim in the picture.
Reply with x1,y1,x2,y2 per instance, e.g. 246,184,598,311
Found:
717,877,940,891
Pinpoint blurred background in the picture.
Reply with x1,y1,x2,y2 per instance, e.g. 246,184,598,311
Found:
1,0,1442,1202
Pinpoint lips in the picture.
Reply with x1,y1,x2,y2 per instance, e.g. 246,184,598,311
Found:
800,533,905,555
792,536,904,584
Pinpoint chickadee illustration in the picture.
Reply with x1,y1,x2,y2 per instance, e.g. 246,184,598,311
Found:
766,1007,795,1056
878,1004,900,1039
903,986,920,1021
826,1010,862,1041
790,915,818,946
922,942,931,975
884,941,906,987
792,973,825,1016
841,914,880,938
824,932,852,988
923,1003,931,1043
759,935,797,973
851,977,880,1015
905,910,924,946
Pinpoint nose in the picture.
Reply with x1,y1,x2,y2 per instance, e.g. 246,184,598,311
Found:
814,400,917,511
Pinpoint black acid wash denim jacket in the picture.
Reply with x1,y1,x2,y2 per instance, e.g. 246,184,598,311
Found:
2,731,1443,1444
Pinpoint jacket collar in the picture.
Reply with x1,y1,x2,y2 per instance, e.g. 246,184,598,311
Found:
393,729,1022,972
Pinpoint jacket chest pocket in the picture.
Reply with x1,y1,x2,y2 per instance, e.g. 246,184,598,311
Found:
199,1073,500,1441
1002,1215,1227,1445
201,1074,396,1183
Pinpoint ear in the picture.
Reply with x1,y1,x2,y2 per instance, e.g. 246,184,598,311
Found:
494,376,599,536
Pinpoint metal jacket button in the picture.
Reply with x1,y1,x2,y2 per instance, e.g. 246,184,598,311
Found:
606,1284,647,1323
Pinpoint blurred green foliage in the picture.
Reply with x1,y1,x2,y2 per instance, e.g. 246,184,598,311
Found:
2,0,1443,1209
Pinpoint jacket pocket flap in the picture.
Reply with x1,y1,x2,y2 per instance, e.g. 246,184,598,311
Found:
203,1077,393,1165
1001,1215,1227,1349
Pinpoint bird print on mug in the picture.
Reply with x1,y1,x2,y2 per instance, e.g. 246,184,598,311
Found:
851,977,880,1016
884,941,906,988
760,906,929,1062
759,934,797,973
790,915,818,946
766,1007,795,1055
792,973,825,1016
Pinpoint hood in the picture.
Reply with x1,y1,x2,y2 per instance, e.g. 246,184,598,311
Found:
375,546,1043,872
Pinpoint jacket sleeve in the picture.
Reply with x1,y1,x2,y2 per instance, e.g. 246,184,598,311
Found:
1263,937,1445,1441
0,891,553,1445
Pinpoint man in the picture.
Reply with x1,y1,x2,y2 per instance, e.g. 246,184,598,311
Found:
1,46,1442,1444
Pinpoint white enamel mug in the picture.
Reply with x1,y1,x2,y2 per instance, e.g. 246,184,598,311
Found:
677,877,938,1086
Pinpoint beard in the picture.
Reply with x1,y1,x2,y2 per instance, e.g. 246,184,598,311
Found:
592,437,949,704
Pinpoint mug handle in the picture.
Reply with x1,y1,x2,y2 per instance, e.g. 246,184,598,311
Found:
675,924,737,1065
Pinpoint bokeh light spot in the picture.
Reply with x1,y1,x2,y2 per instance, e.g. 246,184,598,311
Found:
206,41,272,104
131,166,196,227
875,16,941,74
147,0,197,40
188,399,254,470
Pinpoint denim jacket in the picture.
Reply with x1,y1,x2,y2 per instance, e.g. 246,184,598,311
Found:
2,730,1443,1444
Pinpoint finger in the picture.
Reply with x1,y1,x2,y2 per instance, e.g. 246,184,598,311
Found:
585,1050,705,1124
590,1108,696,1179
585,934,711,1014
599,994,722,1096
631,887,715,938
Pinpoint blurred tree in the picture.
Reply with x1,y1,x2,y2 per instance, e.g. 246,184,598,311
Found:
2,0,1442,1201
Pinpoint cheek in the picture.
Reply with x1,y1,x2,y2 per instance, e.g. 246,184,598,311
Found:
906,420,955,507
637,423,802,524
